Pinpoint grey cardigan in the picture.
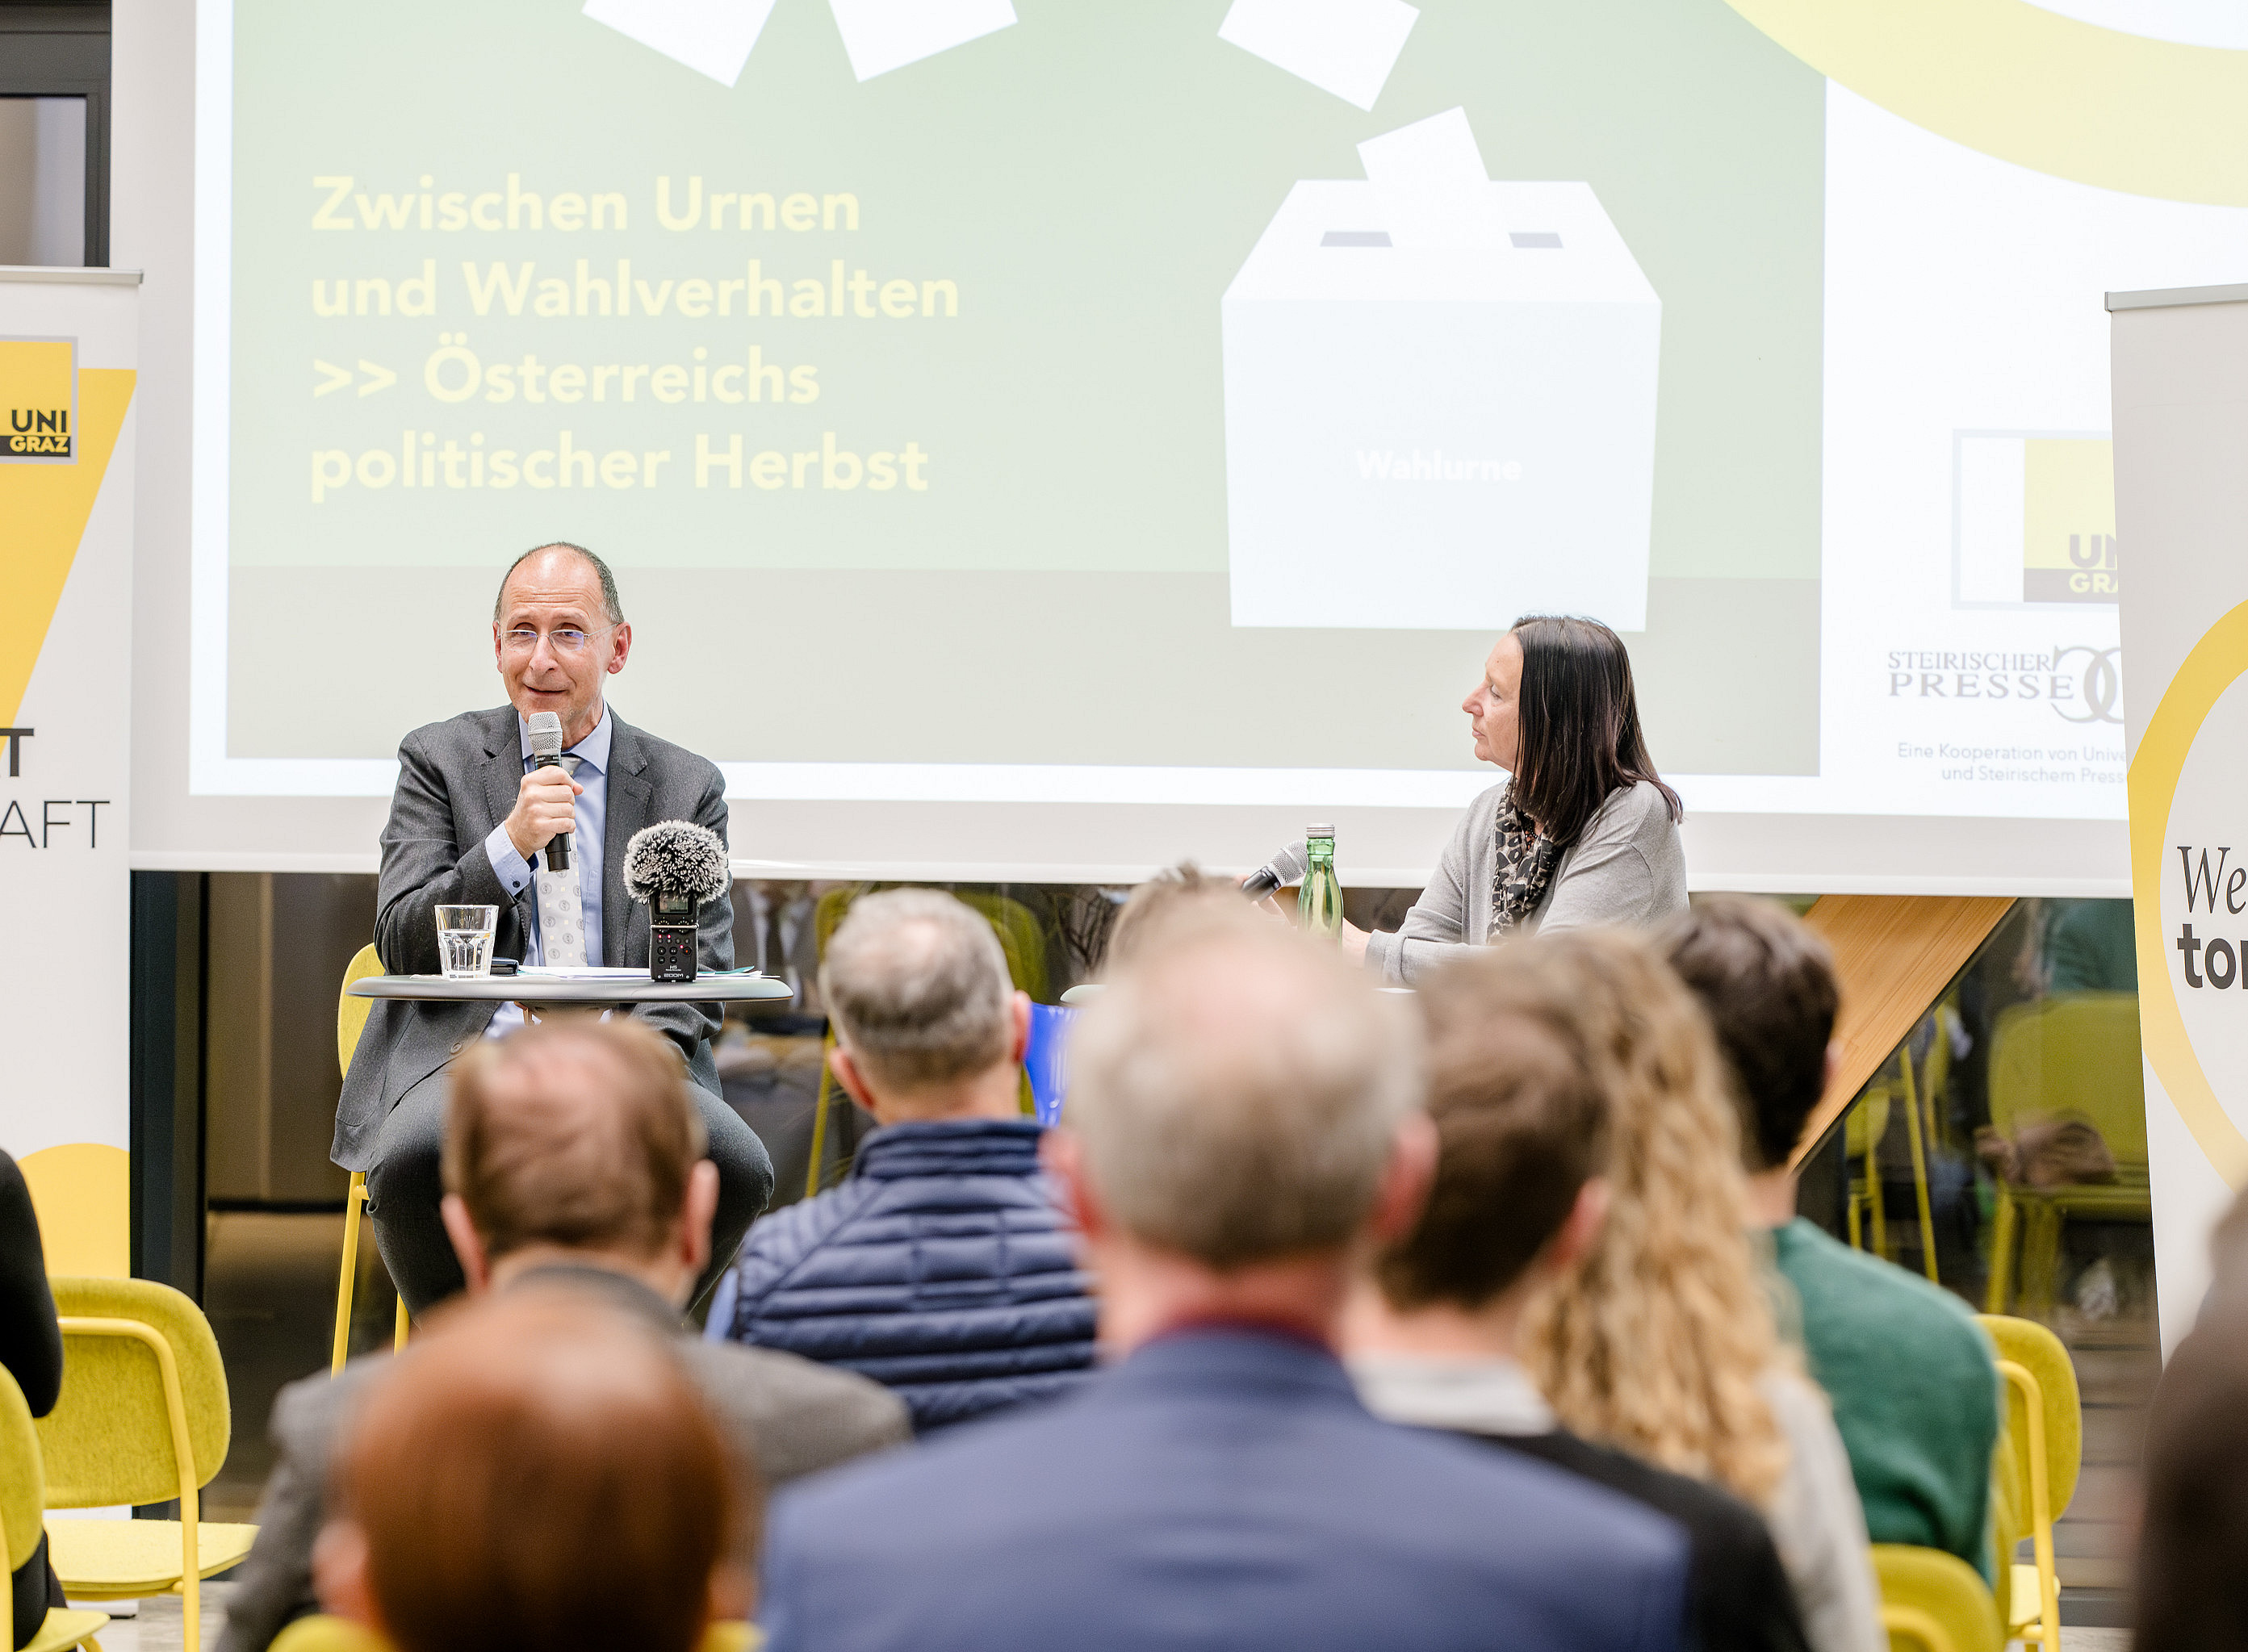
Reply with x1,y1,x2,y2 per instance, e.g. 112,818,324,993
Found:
1363,780,1687,985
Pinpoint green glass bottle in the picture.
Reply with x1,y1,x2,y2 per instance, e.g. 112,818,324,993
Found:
1300,823,1343,941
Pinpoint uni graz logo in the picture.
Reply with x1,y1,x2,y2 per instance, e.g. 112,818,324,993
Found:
0,335,76,463
1884,644,2123,725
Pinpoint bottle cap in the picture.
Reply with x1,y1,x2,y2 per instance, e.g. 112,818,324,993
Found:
1306,823,1336,837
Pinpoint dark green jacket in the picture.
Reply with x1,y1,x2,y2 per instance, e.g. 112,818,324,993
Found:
1769,1219,2002,1579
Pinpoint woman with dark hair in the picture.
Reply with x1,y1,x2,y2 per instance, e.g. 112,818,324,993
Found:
1354,615,1685,984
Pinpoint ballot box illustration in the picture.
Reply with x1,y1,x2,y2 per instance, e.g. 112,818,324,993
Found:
1220,178,1660,630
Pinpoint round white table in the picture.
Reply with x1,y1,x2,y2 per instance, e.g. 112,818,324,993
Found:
347,971,795,1013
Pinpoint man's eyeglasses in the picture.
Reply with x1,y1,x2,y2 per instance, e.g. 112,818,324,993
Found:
500,624,613,657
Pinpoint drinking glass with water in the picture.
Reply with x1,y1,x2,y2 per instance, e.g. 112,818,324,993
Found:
436,905,498,979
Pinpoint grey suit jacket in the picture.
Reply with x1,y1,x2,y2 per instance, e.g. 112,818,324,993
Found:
216,1268,912,1652
333,704,735,1170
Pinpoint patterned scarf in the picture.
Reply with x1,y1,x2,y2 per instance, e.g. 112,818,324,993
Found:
1489,787,1561,939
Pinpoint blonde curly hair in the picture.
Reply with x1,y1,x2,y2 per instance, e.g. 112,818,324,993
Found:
1508,927,1793,1507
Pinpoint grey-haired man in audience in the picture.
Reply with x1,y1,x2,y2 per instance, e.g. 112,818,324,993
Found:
757,914,1690,1652
710,889,1097,1431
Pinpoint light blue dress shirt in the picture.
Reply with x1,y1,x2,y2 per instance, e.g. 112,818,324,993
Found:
481,706,611,1038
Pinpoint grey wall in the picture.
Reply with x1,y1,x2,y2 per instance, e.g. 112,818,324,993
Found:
203,872,377,1205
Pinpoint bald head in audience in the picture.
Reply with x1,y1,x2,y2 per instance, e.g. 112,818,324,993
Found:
439,1015,719,1304
818,889,1031,1125
1103,864,1240,976
316,1290,744,1652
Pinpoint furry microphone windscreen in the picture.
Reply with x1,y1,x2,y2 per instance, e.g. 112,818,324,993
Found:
622,821,730,904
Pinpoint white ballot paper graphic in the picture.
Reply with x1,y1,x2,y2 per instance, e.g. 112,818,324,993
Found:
1217,0,1419,113
1222,112,1660,632
582,0,780,86
827,0,1016,82
1357,107,1499,247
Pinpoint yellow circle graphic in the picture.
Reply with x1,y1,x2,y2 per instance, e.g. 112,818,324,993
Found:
1726,0,2248,206
2129,597,2248,1187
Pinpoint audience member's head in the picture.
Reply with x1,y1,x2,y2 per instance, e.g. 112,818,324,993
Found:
1367,958,1614,1322
1054,918,1429,1345
818,889,1030,1123
2137,1285,2248,1652
1661,896,1840,1174
440,1015,717,1305
1103,864,1240,975
1504,931,1790,1505
314,1290,744,1652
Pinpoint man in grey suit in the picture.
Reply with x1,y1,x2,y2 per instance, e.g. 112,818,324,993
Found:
338,541,773,1314
223,1016,910,1652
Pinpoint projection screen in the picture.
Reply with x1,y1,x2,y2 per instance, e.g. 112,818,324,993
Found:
123,0,2248,886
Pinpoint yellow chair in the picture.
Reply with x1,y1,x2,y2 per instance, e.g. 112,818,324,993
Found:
1846,1006,1954,1284
270,1615,763,1651
1,1366,110,1652
1975,1314,2078,1647
1983,992,2149,1315
333,943,410,1374
1894,1006,1956,1286
1844,1085,1893,1258
270,1620,383,1652
36,1278,257,1652
1871,1545,2002,1652
802,887,1051,1198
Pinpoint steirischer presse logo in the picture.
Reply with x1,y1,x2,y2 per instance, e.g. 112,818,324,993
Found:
0,336,77,464
1885,644,2122,726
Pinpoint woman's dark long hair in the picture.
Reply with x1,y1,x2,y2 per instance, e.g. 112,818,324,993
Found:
1507,614,1682,847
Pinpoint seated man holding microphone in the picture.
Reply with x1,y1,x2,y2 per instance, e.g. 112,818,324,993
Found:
335,541,774,1315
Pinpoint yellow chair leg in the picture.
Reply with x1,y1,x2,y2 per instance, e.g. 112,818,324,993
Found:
1998,1358,2061,1649
1986,1187,2017,1315
394,1294,409,1351
181,1476,200,1652
806,1030,838,1199
333,1173,366,1375
2023,1204,2062,1320
1867,1135,1889,1261
1846,1184,1862,1250
1899,1050,1940,1286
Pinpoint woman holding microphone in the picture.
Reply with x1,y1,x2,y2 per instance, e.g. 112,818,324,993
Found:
1351,614,1685,984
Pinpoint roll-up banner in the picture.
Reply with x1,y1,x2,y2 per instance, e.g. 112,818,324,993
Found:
2111,282,2248,1352
0,267,139,1276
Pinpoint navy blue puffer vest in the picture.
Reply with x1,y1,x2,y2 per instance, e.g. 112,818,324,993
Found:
715,1119,1097,1432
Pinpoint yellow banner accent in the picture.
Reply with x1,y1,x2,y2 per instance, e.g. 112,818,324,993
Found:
2129,597,2248,1188
1724,0,2248,207
0,366,134,724
19,1143,131,1278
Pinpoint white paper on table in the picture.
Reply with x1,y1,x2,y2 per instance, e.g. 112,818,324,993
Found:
582,0,780,86
827,0,1017,82
1218,0,1418,113
515,965,655,979
1357,107,1502,249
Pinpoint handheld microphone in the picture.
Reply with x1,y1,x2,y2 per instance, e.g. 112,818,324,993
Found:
624,820,731,982
1241,841,1309,899
526,711,571,873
